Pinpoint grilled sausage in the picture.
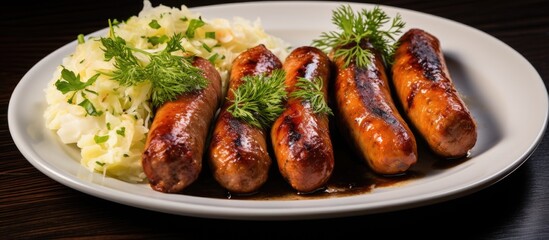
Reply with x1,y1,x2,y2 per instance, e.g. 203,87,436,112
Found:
271,46,334,193
208,44,282,194
332,40,418,175
142,56,222,193
391,28,477,158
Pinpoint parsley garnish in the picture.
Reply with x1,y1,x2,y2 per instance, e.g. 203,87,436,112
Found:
111,19,121,26
227,69,287,129
205,32,216,39
201,42,213,52
185,18,205,38
55,67,102,116
55,68,99,94
290,77,332,115
94,134,109,144
116,127,126,137
100,20,208,107
147,35,169,46
208,53,220,64
78,99,103,116
312,5,405,67
148,19,161,29
77,34,85,44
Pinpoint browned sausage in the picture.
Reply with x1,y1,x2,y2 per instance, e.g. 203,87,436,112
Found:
141,56,222,193
270,46,335,193
332,40,418,175
208,44,282,194
391,28,477,158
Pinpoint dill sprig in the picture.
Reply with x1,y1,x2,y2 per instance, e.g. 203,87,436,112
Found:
290,77,332,116
312,5,405,67
100,19,208,107
227,69,287,129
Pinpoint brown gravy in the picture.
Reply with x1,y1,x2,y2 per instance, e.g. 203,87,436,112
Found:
180,124,464,201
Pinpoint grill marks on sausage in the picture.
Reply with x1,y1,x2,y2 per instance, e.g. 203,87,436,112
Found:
333,42,418,175
270,46,335,193
283,114,302,145
142,57,222,193
227,115,245,147
353,65,399,126
401,31,448,110
226,44,282,100
407,33,444,82
285,47,324,94
406,81,420,111
392,28,477,158
238,52,281,77
208,44,282,194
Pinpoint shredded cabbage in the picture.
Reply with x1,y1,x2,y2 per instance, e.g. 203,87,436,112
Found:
43,0,291,183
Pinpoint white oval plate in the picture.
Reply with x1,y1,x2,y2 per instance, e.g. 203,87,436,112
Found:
8,1,548,220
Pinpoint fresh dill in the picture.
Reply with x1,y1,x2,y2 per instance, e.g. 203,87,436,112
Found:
312,5,405,67
227,69,287,129
290,77,332,116
100,19,208,107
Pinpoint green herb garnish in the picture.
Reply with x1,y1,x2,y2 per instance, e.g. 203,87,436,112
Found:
147,35,169,46
227,69,287,129
55,67,102,116
94,134,109,144
205,32,216,39
100,19,208,107
201,42,212,52
55,68,99,94
148,19,161,29
111,19,121,26
78,99,103,116
185,18,205,38
207,53,220,64
312,5,405,67
290,77,332,116
77,34,85,44
116,127,126,137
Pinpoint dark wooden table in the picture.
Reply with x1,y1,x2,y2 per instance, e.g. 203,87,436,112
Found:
2,0,548,238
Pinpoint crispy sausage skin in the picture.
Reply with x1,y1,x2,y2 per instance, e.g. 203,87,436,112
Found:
271,46,335,193
208,44,282,194
391,28,477,158
142,57,222,193
333,41,418,175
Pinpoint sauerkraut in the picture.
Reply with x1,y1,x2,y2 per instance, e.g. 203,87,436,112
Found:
43,0,291,183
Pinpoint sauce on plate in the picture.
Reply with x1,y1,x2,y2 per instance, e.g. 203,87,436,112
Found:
181,123,465,200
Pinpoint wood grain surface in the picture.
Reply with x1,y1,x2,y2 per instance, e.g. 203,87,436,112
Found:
1,0,548,238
